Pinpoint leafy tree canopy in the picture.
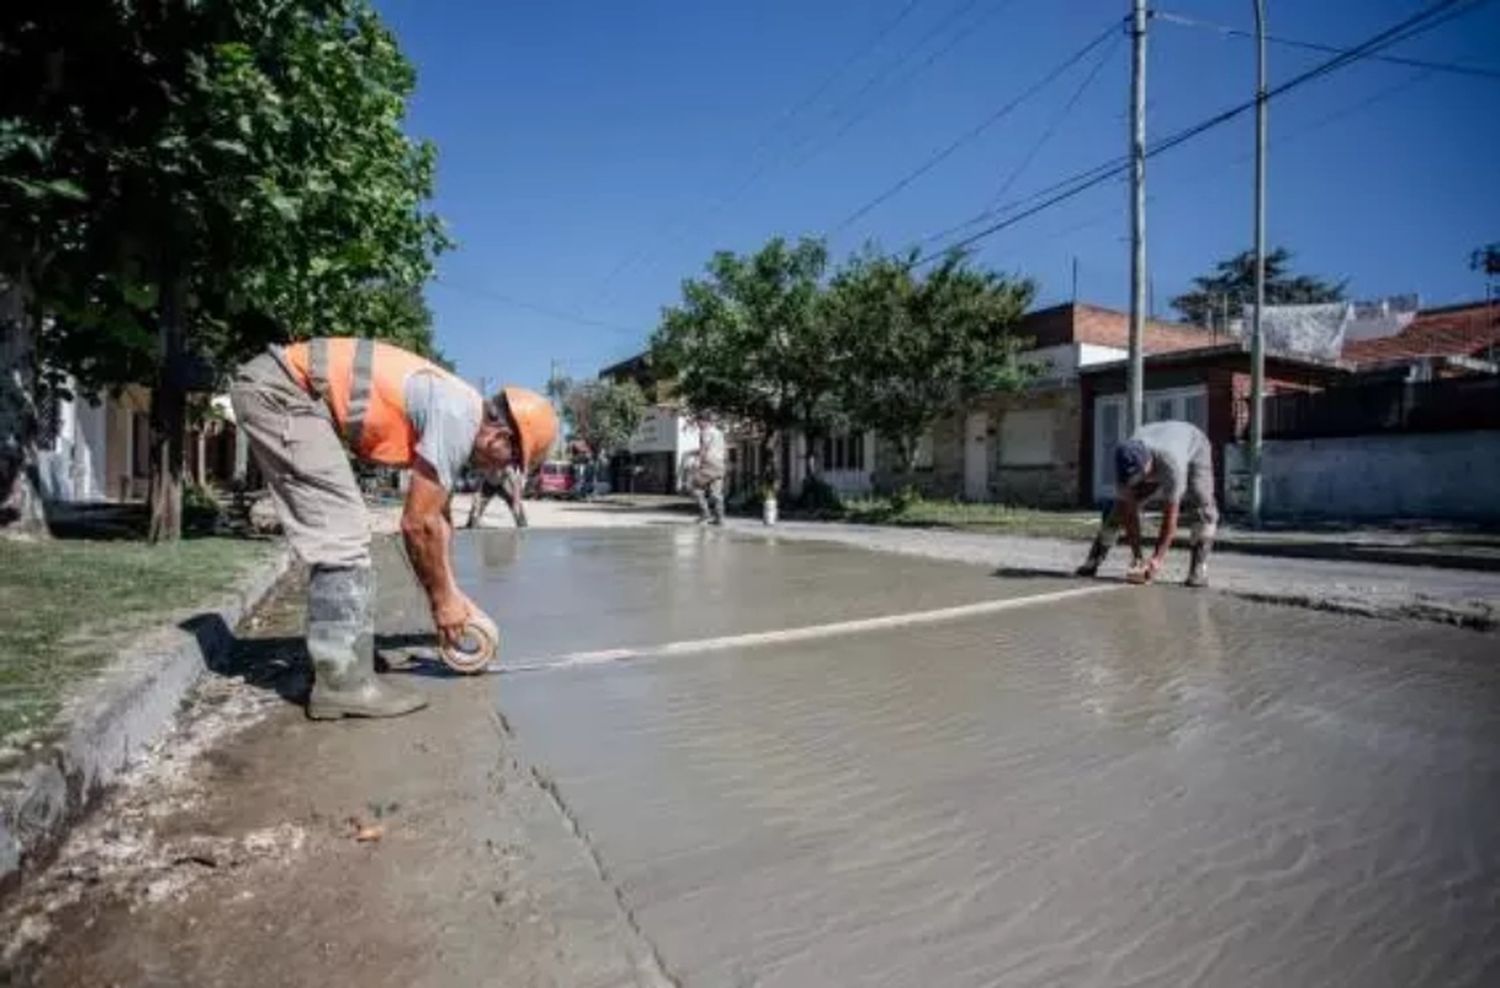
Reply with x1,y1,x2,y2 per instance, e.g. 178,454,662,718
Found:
1171,247,1345,327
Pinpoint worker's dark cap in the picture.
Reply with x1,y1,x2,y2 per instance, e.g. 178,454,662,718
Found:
1114,439,1151,487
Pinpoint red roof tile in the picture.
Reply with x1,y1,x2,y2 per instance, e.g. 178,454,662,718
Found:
1343,302,1500,367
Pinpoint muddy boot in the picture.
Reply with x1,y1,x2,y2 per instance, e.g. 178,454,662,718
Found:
306,565,428,721
1075,537,1111,578
1186,541,1211,588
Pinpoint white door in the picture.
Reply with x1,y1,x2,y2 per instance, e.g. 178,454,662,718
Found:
964,411,989,501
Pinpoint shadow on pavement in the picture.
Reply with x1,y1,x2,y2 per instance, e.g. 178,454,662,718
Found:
185,611,452,706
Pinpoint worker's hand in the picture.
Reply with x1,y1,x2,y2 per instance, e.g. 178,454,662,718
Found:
1125,557,1162,585
431,589,474,648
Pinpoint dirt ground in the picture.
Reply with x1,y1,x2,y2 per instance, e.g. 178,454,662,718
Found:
1,546,666,988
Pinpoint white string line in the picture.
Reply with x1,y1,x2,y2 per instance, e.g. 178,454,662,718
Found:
494,583,1127,675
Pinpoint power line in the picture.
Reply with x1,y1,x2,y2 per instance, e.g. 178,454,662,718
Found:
989,29,1123,209
1022,65,1443,260
599,0,1016,296
430,279,641,335
592,0,927,297
1154,8,1500,82
789,0,1018,173
913,0,1486,265
829,18,1122,236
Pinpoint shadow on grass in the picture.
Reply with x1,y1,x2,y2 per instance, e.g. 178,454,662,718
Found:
45,502,250,542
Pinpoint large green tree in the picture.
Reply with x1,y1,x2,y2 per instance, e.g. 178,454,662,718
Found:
827,250,1034,485
650,237,835,497
0,0,447,541
1171,247,1346,328
553,377,648,472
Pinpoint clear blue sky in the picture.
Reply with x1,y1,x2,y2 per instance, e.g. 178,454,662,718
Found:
375,0,1500,392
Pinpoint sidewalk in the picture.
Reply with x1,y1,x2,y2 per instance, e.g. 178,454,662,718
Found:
2,541,669,986
466,496,1500,631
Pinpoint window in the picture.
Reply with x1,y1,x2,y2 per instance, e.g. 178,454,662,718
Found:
821,432,866,472
998,409,1054,466
1183,393,1208,430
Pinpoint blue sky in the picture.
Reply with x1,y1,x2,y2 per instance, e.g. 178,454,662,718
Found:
375,0,1500,391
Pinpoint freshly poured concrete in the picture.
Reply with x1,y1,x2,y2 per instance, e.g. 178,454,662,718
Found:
453,527,1072,661
486,531,1500,987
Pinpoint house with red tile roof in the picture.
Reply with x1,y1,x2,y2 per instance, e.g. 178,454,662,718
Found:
1342,300,1500,379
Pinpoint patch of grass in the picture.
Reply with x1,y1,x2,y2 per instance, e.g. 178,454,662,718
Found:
0,537,274,744
799,496,1102,540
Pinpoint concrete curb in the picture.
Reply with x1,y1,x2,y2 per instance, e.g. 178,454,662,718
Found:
0,543,295,894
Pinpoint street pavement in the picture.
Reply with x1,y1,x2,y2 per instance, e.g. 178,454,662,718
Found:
6,524,1499,986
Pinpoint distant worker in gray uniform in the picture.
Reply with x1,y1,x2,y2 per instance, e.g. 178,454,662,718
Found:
691,414,727,526
1076,420,1218,587
466,464,528,529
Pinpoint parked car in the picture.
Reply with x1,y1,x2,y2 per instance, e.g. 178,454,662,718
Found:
532,460,576,499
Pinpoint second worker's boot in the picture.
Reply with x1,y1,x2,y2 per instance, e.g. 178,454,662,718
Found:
306,565,428,720
1075,536,1112,578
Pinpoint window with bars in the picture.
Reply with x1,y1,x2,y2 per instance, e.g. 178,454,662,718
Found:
820,432,866,472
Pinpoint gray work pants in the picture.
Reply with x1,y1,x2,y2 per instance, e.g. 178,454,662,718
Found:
693,474,725,523
229,352,371,568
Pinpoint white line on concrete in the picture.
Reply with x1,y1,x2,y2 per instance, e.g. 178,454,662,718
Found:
495,583,1127,675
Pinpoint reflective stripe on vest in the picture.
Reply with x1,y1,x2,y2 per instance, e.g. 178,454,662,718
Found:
278,338,477,468
345,338,376,451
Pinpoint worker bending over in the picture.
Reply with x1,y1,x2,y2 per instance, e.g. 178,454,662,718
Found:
1076,420,1218,588
467,464,529,529
230,338,557,720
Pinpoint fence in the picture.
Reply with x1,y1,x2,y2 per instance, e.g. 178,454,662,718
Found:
1261,375,1500,440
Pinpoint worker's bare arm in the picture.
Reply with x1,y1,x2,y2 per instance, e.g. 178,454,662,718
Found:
402,460,468,646
1151,499,1181,569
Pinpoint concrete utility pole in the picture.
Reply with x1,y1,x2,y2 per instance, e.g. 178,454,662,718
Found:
1127,0,1148,435
1249,0,1269,525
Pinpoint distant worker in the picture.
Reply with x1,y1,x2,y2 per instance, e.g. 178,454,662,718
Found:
691,413,726,526
1076,420,1218,588
466,464,529,529
230,338,557,720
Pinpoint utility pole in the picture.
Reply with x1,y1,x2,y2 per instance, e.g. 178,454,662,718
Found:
1249,0,1268,525
1128,0,1148,435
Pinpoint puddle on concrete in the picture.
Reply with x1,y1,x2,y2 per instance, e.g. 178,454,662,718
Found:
494,536,1500,988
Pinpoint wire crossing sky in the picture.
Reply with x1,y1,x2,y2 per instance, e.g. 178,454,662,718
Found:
377,0,1500,390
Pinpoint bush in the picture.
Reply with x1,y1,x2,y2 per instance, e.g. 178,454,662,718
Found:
184,483,229,535
793,475,844,516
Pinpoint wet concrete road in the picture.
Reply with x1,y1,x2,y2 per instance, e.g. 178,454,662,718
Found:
468,528,1500,988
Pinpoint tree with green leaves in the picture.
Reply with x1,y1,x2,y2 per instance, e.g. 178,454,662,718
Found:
553,377,648,470
1171,247,1346,328
827,250,1034,486
651,237,834,498
0,0,448,541
1471,243,1500,278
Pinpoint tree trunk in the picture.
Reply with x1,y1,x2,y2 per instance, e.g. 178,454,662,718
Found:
0,274,50,540
147,268,186,544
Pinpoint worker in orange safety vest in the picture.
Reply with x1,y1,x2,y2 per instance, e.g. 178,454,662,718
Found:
229,337,558,720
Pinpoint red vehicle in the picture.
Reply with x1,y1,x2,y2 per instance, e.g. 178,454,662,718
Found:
531,460,576,498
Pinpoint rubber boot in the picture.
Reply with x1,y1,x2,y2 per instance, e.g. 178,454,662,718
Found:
306,565,428,720
1075,537,1111,578
1186,541,1211,588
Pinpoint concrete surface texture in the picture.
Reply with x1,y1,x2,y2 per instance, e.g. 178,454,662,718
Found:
1224,431,1500,522
501,491,1500,629
6,527,1497,987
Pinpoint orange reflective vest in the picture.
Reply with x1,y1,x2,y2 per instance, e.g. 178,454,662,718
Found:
280,338,477,467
